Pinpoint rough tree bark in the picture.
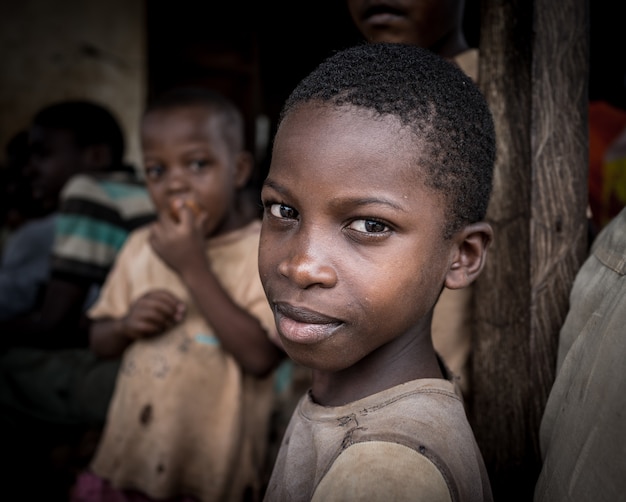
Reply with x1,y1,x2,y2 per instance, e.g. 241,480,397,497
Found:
470,0,589,500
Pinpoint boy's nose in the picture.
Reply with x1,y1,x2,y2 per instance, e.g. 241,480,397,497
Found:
277,230,337,289
165,167,190,192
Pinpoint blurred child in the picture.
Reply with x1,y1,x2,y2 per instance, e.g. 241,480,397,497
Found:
1,130,40,242
0,100,155,500
0,101,155,348
0,129,53,320
72,87,284,502
346,0,478,78
259,43,495,501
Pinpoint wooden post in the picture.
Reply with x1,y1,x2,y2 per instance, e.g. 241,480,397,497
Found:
470,0,589,500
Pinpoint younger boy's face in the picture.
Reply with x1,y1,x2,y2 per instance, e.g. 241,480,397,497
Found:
141,105,242,238
259,103,457,372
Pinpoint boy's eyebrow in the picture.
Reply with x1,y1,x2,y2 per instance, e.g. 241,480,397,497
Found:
263,178,407,212
262,178,286,194
329,196,408,212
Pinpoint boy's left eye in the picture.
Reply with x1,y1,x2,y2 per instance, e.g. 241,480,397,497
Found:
347,219,389,233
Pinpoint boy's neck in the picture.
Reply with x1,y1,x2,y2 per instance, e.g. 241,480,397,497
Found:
310,330,444,407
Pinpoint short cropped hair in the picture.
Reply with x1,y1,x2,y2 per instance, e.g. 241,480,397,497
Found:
278,43,496,238
144,87,245,153
32,100,125,167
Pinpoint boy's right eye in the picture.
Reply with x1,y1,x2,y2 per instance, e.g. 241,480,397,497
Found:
268,202,298,220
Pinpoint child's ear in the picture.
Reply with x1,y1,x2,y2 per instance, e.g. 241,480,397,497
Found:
444,222,493,290
234,151,254,189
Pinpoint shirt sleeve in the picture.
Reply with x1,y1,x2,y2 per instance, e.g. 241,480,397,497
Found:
51,174,154,286
87,230,140,320
311,441,452,502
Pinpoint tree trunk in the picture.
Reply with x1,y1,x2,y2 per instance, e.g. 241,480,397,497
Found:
470,0,589,500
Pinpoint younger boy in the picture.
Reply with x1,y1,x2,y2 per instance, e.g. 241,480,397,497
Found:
73,88,284,501
259,43,495,501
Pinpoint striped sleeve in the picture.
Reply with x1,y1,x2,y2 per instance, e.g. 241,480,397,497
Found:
51,173,155,285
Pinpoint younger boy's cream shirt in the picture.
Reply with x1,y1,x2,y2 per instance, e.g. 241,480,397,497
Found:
89,219,277,502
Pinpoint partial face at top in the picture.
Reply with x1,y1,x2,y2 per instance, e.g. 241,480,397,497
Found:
259,103,465,372
141,105,249,238
347,0,463,49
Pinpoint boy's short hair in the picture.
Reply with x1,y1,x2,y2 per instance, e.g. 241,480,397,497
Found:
145,87,245,153
32,100,125,168
278,42,496,238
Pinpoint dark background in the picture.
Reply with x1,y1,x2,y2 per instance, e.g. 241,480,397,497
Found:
145,0,625,185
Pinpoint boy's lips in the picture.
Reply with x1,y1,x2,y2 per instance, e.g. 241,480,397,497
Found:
273,302,343,345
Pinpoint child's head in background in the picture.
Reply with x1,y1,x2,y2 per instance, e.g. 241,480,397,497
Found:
258,43,495,389
28,100,126,214
346,0,469,59
141,87,254,240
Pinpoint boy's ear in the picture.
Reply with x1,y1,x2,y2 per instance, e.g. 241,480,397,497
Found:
234,151,254,189
444,222,493,290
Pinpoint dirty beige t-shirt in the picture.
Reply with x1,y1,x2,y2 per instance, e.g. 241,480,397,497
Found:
89,220,277,502
264,378,492,502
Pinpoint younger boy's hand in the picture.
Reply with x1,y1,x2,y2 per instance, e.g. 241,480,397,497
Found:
150,199,209,275
120,289,186,340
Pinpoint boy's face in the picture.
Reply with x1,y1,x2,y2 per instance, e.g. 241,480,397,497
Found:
259,103,458,372
141,105,244,238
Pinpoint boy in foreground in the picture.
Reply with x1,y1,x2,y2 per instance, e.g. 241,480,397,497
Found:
259,43,495,501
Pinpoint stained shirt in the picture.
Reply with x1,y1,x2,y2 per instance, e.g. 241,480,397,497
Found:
89,220,278,501
265,378,492,502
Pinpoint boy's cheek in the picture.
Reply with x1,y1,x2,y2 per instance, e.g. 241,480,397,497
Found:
257,252,274,289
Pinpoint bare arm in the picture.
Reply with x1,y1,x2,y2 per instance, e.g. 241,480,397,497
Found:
150,207,283,377
181,263,283,376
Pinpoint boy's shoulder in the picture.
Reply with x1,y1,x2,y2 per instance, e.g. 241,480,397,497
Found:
294,379,470,458
112,224,153,261
324,379,468,443
275,379,490,501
